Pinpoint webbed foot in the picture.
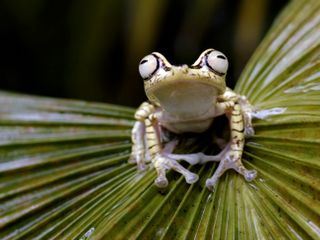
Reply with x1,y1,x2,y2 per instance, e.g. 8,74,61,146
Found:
166,142,231,165
205,150,257,191
153,153,199,188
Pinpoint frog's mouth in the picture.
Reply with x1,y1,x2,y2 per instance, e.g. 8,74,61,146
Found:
147,79,219,118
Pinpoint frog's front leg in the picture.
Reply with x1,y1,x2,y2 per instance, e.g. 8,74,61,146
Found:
205,103,257,191
219,88,256,137
130,102,199,188
238,95,256,136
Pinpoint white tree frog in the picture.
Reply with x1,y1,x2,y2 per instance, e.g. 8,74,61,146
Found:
129,49,257,191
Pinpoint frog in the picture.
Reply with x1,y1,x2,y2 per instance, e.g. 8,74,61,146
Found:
129,49,257,191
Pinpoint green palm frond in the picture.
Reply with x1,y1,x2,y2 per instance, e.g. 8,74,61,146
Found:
0,0,319,239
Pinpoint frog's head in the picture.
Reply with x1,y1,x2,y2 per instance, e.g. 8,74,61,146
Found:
139,49,228,116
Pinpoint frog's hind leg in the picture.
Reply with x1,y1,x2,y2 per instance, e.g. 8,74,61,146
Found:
164,134,231,165
165,143,230,165
206,104,257,191
129,121,148,170
129,102,157,170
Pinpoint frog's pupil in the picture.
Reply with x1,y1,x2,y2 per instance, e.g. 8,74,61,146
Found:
217,55,226,60
140,59,148,65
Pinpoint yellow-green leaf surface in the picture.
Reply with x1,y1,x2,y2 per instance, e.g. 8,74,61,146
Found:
0,0,319,239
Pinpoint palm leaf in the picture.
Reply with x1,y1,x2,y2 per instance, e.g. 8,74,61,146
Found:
0,0,319,239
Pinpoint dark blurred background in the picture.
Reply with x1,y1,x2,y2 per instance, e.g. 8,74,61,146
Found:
0,0,288,107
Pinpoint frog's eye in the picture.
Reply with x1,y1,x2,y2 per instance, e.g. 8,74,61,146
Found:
139,54,159,80
206,50,228,75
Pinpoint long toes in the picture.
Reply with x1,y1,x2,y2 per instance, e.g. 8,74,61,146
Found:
128,155,136,164
245,127,255,137
137,163,148,171
206,178,217,192
155,176,168,188
185,173,199,184
244,169,257,181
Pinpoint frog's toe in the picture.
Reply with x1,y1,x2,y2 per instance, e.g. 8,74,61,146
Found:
129,153,148,171
152,154,200,188
155,176,169,188
128,155,136,164
185,172,199,184
205,178,218,192
244,126,255,137
234,164,257,182
244,169,257,181
137,162,148,171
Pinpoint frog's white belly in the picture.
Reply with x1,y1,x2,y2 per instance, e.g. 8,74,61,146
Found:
161,118,214,134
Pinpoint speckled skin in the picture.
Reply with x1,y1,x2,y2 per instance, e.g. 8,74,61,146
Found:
129,49,257,191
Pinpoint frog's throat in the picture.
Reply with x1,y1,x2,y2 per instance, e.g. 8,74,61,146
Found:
145,80,222,118
145,71,226,106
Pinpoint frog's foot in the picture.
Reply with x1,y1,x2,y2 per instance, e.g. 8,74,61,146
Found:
153,153,199,188
205,151,257,191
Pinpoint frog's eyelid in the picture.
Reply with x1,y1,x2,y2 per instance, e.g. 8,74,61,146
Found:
190,49,228,76
191,48,214,68
189,64,202,69
139,53,172,81
150,52,172,73
151,52,172,68
150,53,160,75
